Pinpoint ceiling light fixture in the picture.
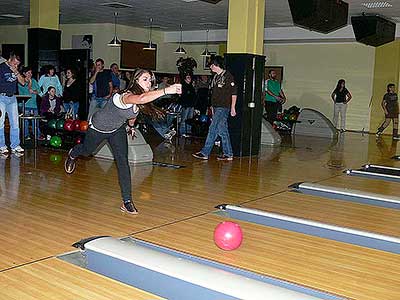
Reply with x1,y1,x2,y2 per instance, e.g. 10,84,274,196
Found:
143,18,156,50
108,12,121,47
200,29,211,57
175,24,187,55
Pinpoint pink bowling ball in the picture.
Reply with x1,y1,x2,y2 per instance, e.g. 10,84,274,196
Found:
214,221,243,251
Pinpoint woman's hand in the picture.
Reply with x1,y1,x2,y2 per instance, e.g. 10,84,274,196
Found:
165,84,182,95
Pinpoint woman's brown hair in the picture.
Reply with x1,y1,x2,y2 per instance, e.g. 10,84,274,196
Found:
124,69,165,120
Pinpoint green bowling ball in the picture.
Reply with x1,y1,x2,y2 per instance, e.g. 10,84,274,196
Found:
49,136,62,148
48,119,57,129
56,119,65,130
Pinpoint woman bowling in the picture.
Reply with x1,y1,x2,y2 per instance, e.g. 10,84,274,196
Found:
64,69,182,214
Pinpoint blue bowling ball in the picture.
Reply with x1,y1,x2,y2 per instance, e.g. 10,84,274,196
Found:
199,115,209,123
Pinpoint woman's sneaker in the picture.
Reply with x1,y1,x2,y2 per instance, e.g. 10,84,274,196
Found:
120,201,138,215
64,149,77,174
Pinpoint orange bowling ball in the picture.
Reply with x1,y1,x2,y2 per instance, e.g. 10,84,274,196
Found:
80,120,89,131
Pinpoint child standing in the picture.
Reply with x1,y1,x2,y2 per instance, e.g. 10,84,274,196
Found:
376,83,399,139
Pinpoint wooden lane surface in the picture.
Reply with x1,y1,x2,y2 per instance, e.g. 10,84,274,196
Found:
243,191,400,236
0,143,349,270
0,258,163,300
134,214,400,300
319,174,400,196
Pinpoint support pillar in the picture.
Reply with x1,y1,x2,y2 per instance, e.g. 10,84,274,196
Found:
225,0,266,157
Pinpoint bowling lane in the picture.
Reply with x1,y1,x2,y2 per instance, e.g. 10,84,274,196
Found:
134,214,400,300
0,258,164,300
242,191,400,237
319,174,400,196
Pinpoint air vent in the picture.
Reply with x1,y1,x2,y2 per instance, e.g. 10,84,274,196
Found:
361,2,393,9
100,2,133,9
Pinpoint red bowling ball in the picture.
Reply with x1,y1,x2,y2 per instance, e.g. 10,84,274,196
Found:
214,221,243,251
73,119,81,131
63,119,74,131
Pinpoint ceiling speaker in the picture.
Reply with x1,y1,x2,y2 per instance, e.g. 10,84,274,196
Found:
351,15,396,47
288,0,349,34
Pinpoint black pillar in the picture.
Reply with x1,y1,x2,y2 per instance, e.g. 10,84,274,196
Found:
28,28,61,77
225,53,265,157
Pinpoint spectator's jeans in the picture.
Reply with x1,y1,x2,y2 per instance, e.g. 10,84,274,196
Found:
201,107,233,157
64,101,80,119
180,107,194,135
0,95,20,148
265,101,279,125
88,97,108,119
149,114,175,137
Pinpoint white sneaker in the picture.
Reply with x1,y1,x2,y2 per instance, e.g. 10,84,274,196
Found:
11,146,24,153
0,146,9,154
163,129,176,141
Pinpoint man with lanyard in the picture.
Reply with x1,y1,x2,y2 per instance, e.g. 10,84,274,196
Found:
192,55,237,161
0,52,25,154
264,70,286,125
88,58,112,118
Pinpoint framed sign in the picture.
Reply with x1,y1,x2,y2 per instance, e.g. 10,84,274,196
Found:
203,52,217,70
120,40,157,70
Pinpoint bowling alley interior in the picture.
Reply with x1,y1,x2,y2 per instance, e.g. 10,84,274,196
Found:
0,0,400,299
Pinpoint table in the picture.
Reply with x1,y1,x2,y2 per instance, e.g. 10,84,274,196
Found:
19,115,44,148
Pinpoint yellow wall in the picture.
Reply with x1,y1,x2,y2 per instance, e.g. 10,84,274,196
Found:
0,25,29,62
369,40,400,132
0,24,217,75
265,43,375,131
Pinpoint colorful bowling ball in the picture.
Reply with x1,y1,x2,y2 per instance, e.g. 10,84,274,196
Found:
75,136,83,144
49,136,62,148
48,119,57,129
214,221,243,251
56,119,65,130
80,120,89,131
73,119,81,131
199,115,209,123
63,119,74,131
